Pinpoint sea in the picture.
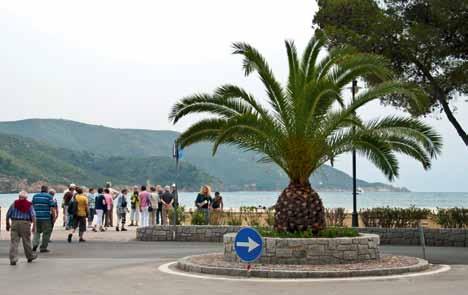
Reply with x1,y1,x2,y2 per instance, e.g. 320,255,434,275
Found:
1,191,467,210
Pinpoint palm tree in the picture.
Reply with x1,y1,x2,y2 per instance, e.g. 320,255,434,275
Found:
169,35,442,233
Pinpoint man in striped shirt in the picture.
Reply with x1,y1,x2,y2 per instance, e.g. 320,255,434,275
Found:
32,185,56,253
6,191,37,266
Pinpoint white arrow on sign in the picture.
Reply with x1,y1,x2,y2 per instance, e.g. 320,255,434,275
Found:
236,237,260,253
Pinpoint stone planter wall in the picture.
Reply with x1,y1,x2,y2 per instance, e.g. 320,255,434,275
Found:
223,233,380,265
136,225,468,247
136,225,241,242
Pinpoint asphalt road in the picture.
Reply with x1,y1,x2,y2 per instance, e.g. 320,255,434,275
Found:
1,240,467,295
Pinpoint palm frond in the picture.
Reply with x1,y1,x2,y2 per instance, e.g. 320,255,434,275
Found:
169,94,249,123
177,118,227,148
232,42,292,129
285,40,301,98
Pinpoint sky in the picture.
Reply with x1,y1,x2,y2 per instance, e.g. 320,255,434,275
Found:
0,1,467,192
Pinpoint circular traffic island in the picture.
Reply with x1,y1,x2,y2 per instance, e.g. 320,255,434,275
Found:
176,253,430,278
173,231,435,279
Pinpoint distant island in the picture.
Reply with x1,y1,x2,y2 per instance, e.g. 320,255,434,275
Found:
0,119,409,193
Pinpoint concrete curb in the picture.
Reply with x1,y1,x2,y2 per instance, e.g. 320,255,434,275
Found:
176,253,430,278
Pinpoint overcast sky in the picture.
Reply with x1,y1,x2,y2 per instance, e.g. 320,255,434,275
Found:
0,1,467,192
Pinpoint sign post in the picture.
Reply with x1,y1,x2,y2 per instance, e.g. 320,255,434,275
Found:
234,227,263,274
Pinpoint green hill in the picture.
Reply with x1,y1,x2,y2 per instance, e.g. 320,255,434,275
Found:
0,119,408,192
0,133,218,192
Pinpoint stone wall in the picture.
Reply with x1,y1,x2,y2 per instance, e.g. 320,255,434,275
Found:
136,225,468,247
358,228,468,247
224,233,380,265
136,225,241,242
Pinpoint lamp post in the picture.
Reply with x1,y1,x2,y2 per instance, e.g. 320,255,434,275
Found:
351,79,359,228
172,141,180,226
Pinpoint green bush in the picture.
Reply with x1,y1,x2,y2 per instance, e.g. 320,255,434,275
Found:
318,227,358,238
360,206,430,228
434,208,468,228
256,227,358,238
265,209,275,228
240,206,261,227
168,206,186,225
325,208,346,227
209,210,224,225
190,210,208,225
224,210,242,226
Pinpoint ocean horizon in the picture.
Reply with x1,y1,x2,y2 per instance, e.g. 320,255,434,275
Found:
1,191,467,210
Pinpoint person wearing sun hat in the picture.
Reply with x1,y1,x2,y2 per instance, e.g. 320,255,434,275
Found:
6,191,37,266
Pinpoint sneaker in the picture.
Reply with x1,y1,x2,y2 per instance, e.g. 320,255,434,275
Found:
32,245,38,252
121,228,128,231
40,249,50,253
10,261,17,266
116,226,120,232
92,228,97,232
27,255,38,263
67,233,72,243
79,238,86,243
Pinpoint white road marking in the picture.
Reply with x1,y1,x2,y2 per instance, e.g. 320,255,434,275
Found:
158,262,451,283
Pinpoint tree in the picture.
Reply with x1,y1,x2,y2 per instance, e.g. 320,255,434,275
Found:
169,35,442,233
314,0,468,147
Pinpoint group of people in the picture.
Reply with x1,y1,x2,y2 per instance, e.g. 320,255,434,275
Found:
4,182,177,266
194,185,224,223
5,182,226,265
132,184,177,227
62,183,177,233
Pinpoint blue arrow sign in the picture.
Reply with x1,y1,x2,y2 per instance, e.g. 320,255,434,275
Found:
234,227,263,263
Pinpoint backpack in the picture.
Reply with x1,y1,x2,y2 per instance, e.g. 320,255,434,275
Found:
68,198,78,216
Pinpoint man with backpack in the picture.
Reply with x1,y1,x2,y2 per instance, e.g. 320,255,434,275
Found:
62,184,76,229
115,189,129,231
67,187,88,243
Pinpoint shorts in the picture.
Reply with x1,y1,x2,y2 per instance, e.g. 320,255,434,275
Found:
73,216,87,234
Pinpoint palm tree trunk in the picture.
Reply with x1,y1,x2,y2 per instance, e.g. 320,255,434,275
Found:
274,182,326,233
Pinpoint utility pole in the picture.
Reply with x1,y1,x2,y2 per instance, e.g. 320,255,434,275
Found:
351,79,359,228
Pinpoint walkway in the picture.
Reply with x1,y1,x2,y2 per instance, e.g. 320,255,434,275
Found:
0,238,467,295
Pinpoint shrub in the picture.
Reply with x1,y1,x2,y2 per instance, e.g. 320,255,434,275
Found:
190,210,208,225
265,208,275,228
325,208,346,227
168,206,186,225
434,208,468,228
256,227,358,238
240,206,261,227
360,206,430,228
224,210,242,226
318,227,358,238
209,210,224,225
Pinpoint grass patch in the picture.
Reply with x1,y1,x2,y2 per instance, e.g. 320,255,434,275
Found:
256,227,358,238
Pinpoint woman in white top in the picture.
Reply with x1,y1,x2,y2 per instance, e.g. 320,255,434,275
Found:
148,187,160,226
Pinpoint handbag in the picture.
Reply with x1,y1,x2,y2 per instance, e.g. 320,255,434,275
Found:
148,196,154,212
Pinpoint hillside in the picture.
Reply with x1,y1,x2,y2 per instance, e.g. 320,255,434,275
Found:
0,119,408,192
0,133,218,193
